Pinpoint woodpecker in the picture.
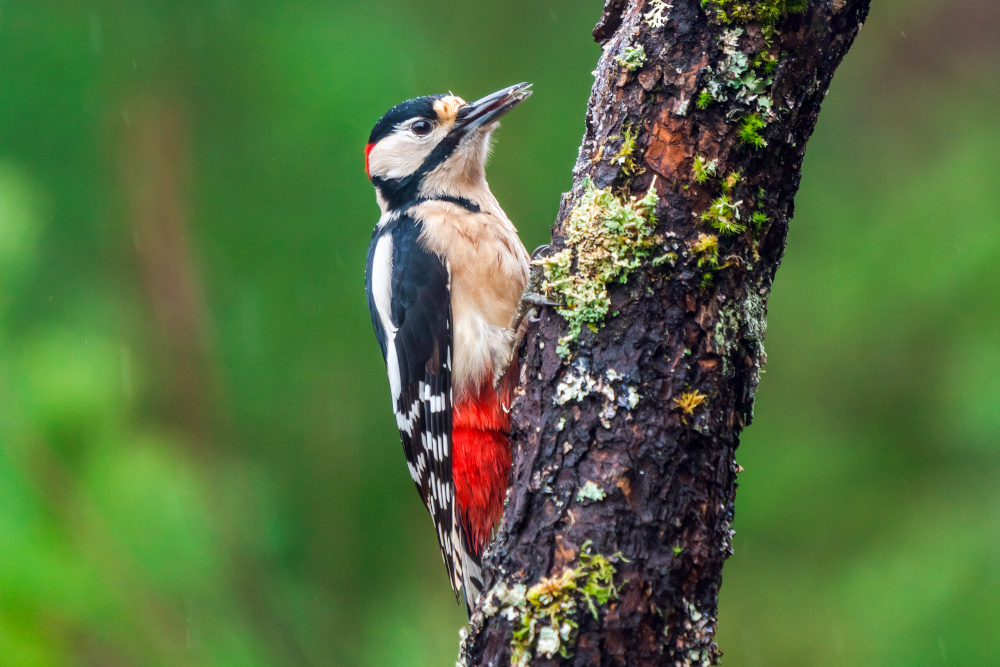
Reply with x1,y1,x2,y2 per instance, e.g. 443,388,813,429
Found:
364,83,533,613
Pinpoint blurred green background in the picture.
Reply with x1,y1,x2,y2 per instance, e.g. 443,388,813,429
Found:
0,1,996,665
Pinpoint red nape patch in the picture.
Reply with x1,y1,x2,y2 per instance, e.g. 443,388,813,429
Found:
364,142,375,179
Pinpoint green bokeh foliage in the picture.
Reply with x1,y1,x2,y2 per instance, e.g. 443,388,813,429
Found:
0,1,995,665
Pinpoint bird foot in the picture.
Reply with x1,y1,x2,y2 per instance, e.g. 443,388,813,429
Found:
496,246,562,390
531,244,551,261
522,291,562,308
524,245,562,306
509,246,562,331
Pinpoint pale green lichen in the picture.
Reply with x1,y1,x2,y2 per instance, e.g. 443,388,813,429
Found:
540,180,659,356
694,0,808,176
501,542,626,666
576,481,607,502
697,28,774,113
553,360,641,427
535,626,562,658
482,582,527,617
651,251,678,267
554,359,616,407
710,288,768,383
668,600,718,667
644,0,673,28
616,44,647,71
624,385,641,409
741,288,768,344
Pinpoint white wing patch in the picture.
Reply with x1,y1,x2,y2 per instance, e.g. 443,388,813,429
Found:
370,234,401,403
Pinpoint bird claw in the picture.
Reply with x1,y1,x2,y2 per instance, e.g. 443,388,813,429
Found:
531,244,552,260
497,245,561,385
504,244,561,348
525,247,553,303
518,250,561,316
521,291,562,308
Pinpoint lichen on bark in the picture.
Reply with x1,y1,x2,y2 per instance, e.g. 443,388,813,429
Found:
539,180,659,357
460,0,871,664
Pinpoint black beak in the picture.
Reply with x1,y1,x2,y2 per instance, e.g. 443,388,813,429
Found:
455,82,532,132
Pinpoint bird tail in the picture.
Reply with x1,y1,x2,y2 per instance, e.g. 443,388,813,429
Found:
458,539,484,615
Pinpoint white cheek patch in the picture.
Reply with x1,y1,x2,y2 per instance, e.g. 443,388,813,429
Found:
367,125,452,180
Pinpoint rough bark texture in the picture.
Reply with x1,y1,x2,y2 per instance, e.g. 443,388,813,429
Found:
460,1,870,665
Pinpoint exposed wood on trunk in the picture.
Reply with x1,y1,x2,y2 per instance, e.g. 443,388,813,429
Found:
460,0,870,664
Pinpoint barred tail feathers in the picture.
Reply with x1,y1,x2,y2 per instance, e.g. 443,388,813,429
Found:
437,513,482,613
458,538,484,614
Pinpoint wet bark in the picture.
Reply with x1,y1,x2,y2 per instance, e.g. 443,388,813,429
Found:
461,1,870,665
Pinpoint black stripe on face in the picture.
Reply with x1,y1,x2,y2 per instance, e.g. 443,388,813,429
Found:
369,95,461,211
368,95,441,146
371,125,470,210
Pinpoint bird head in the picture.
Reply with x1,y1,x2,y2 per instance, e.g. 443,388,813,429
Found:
365,83,532,212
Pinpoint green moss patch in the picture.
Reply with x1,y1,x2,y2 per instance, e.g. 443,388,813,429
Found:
701,193,745,235
616,45,647,71
738,112,767,149
540,180,659,356
693,155,719,184
501,542,625,665
701,0,807,35
610,122,642,177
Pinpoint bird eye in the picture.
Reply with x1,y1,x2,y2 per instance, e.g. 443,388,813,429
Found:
410,120,433,136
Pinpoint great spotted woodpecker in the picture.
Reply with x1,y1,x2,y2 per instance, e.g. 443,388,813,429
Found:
364,83,533,613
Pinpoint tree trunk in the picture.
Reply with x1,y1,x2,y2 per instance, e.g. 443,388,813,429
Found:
459,0,870,665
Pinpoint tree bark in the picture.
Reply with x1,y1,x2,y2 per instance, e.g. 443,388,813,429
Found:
460,1,870,665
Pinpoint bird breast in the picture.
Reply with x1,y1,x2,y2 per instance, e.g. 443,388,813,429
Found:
411,199,530,400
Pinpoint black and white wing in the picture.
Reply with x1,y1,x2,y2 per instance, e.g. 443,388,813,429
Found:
365,213,477,604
